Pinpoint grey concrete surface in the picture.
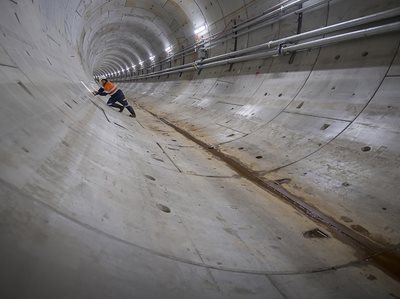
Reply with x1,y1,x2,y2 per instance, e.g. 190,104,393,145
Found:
0,0,400,298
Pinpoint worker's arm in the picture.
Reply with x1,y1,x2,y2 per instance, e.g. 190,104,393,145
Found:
92,87,107,96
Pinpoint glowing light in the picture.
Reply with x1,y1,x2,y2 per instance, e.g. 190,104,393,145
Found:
165,46,172,53
139,60,144,66
194,25,206,35
149,55,155,61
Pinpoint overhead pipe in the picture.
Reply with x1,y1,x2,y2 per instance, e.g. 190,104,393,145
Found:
174,6,400,74
137,0,312,73
132,0,330,74
236,0,292,26
201,0,307,50
281,21,400,53
125,7,400,80
201,6,400,64
234,0,309,32
121,20,400,82
205,0,332,50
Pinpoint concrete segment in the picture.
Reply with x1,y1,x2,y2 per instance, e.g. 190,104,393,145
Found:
0,0,400,298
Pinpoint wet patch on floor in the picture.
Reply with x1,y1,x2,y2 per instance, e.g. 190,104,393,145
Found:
340,216,353,223
351,224,370,237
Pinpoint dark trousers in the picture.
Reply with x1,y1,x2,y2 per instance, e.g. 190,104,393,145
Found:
107,90,129,107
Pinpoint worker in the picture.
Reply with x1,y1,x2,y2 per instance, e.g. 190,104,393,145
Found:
93,77,136,117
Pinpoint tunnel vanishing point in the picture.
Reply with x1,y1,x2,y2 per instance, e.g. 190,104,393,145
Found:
1,0,400,298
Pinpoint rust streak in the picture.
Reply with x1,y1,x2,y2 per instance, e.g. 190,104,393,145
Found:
139,104,400,282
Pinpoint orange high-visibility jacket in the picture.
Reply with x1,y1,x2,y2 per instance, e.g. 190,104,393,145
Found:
103,81,118,95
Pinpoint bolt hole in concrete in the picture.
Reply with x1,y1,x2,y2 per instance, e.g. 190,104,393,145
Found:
334,54,341,60
362,51,369,57
227,134,235,137
256,155,263,159
145,175,156,181
156,203,171,213
320,123,330,130
238,147,244,150
342,182,350,187
303,228,329,239
361,146,371,152
278,93,283,97
264,92,268,96
296,101,304,109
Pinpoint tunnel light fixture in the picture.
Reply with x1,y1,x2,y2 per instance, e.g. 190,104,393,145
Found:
165,46,172,53
194,25,206,35
149,55,155,62
131,64,136,69
139,60,144,67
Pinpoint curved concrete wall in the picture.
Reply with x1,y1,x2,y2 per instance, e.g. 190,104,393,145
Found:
123,0,400,245
0,0,399,298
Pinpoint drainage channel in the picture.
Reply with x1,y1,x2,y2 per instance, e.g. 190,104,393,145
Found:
139,105,400,282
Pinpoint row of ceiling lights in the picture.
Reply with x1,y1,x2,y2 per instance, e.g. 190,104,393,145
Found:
94,25,208,80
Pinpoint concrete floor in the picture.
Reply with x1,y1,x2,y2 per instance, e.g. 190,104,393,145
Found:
0,0,400,298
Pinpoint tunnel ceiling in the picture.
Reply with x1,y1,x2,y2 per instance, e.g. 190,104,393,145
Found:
74,0,208,77
1,0,400,297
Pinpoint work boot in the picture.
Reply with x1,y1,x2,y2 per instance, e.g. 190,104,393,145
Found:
127,106,136,118
110,103,124,112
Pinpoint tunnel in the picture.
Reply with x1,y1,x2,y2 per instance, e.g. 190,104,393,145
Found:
1,0,400,298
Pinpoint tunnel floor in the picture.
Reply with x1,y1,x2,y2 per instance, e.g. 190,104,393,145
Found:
1,96,399,298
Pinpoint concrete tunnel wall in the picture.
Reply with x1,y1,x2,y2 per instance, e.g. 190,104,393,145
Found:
0,0,400,298
122,0,400,245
